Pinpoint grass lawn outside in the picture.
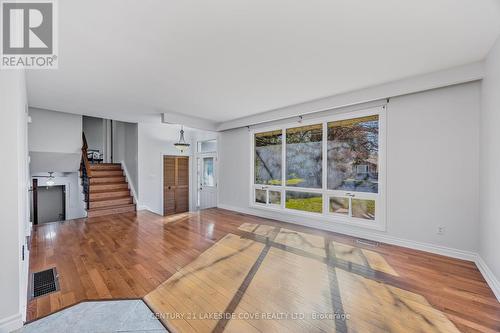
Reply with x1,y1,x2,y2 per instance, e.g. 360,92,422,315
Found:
285,196,323,213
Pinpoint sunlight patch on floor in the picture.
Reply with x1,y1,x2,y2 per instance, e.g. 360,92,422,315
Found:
145,224,459,332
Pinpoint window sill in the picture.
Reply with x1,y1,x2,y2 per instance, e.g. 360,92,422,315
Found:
249,203,386,231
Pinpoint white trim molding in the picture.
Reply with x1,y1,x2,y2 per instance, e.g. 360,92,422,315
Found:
77,175,88,218
0,312,22,333
136,204,151,211
120,161,138,204
218,61,484,131
162,112,218,132
475,256,500,302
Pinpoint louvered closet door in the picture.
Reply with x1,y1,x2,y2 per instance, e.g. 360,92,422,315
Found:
163,156,176,215
175,157,189,213
163,156,189,216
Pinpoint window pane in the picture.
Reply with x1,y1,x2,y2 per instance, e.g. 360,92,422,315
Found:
269,191,281,205
286,124,322,188
255,189,267,204
199,140,217,153
329,197,349,215
285,191,322,213
202,157,215,186
327,115,379,193
352,199,375,220
255,131,282,185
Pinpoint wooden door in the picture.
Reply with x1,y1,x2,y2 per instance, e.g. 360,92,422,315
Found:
163,156,189,215
175,157,189,213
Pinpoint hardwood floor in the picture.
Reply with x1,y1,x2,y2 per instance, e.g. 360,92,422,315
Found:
28,209,500,332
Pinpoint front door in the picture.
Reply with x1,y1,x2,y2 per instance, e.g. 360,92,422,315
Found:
163,156,189,215
198,154,217,209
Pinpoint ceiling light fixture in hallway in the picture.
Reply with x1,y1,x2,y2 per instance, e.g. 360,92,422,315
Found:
174,125,190,153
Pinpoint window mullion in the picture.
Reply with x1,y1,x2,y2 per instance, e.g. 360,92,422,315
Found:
348,197,353,218
281,127,286,210
322,121,328,215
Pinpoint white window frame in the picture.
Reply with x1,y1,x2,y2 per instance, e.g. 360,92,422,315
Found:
249,106,386,231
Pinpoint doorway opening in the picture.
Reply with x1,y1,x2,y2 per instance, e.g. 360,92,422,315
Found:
196,139,217,210
197,154,217,209
32,180,66,224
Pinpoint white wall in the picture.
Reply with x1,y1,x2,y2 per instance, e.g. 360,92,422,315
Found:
219,82,480,256
29,152,80,173
113,121,138,193
28,108,82,154
387,83,479,252
28,108,82,173
0,71,30,332
138,123,217,215
138,123,193,215
28,108,86,220
479,36,500,298
82,116,104,153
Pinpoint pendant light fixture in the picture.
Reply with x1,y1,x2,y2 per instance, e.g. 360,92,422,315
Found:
173,125,190,153
45,172,55,186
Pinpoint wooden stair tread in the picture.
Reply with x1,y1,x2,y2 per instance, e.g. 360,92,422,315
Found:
90,184,129,192
89,180,127,185
90,194,130,202
90,187,129,193
87,203,135,212
89,191,130,201
91,172,124,177
89,197,133,209
90,176,126,184
90,163,121,167
91,167,123,170
90,163,120,165
89,183,127,187
86,204,136,218
88,203,135,211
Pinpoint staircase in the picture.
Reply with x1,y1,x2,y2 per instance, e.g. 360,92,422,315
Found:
80,132,135,218
84,163,136,217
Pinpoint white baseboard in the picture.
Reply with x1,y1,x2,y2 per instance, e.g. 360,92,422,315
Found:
217,204,477,262
136,204,151,211
0,313,22,333
475,256,500,302
137,205,163,217
120,161,138,204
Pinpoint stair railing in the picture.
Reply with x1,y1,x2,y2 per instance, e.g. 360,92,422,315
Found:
81,132,92,209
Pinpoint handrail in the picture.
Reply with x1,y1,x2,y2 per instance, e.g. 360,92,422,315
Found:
81,132,92,210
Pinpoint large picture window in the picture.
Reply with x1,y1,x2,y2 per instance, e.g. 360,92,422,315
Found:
327,115,378,193
254,130,282,185
286,124,322,188
251,106,385,230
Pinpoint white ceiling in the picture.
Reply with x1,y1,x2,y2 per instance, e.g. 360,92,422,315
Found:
27,0,500,124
